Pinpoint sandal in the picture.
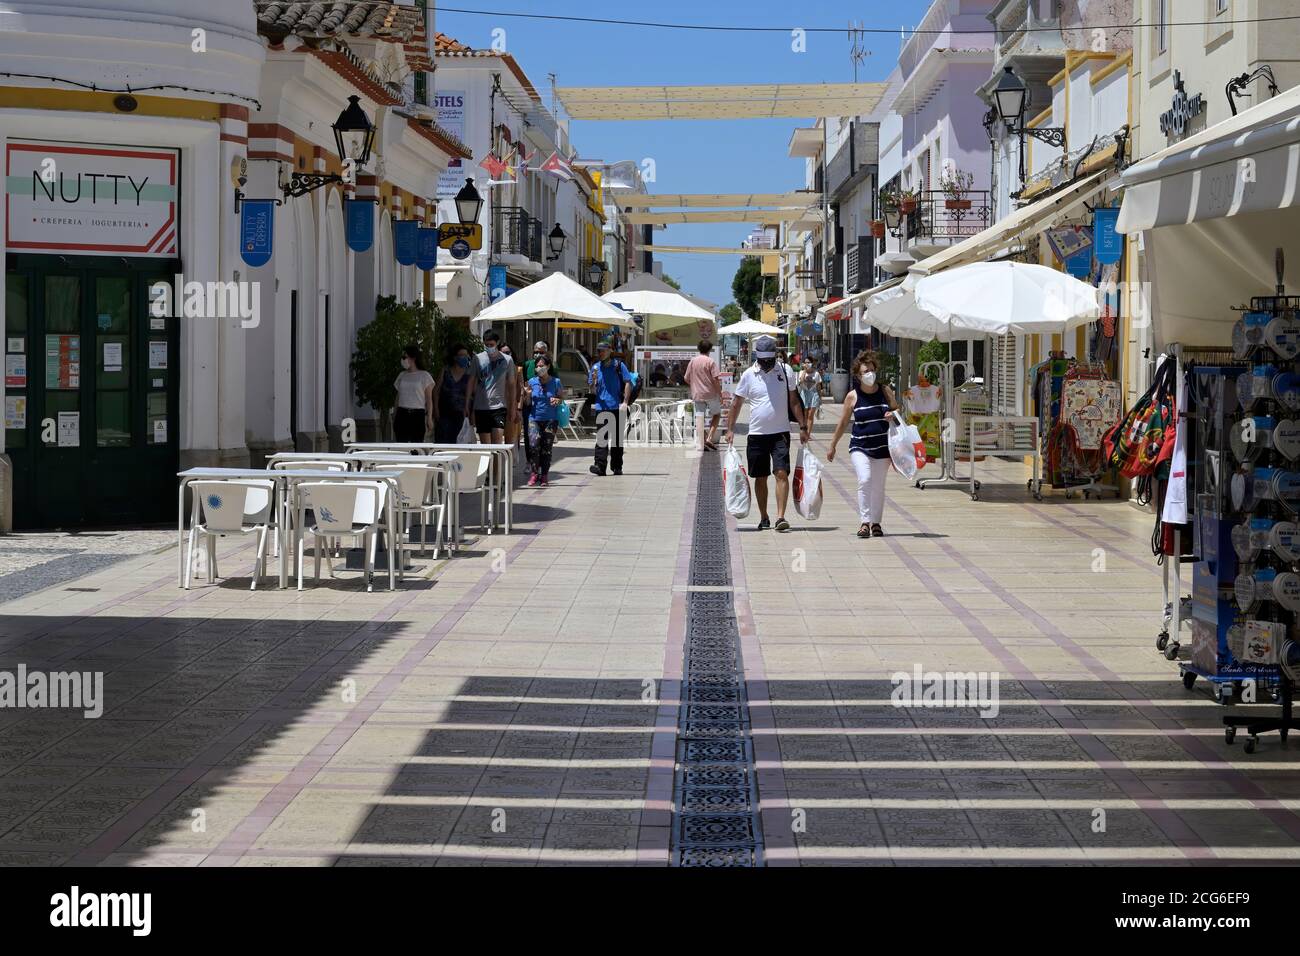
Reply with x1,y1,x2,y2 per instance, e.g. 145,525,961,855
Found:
871,524,884,537
856,523,872,538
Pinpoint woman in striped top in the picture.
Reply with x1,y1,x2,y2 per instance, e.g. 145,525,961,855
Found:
826,351,900,538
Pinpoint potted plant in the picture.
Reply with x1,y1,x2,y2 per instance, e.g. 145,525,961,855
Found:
879,183,900,213
870,219,886,238
898,187,919,214
940,167,975,210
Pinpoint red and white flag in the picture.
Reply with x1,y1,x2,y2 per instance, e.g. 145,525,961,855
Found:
539,151,573,180
479,152,512,179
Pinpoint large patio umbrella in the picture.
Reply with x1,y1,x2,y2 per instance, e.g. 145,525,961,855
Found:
867,261,1099,341
474,271,637,327
717,318,784,336
603,272,713,323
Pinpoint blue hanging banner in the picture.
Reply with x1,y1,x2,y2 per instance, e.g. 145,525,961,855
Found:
1093,206,1123,264
488,264,508,302
1065,244,1093,279
239,199,274,268
416,227,439,271
393,220,418,266
344,199,373,253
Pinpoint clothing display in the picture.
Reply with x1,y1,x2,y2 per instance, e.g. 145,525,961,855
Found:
902,379,942,461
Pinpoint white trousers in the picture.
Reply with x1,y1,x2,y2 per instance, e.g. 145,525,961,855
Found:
850,450,888,523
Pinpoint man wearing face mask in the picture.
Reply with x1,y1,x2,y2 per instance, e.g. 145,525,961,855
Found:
725,335,809,532
472,329,517,444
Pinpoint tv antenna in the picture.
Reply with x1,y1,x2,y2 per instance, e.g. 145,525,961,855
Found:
848,21,871,82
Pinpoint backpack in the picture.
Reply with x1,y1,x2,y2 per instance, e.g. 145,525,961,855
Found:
615,362,641,405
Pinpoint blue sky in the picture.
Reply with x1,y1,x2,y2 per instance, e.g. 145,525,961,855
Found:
437,1,935,309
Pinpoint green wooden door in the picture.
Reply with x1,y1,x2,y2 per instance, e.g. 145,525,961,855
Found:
5,256,180,528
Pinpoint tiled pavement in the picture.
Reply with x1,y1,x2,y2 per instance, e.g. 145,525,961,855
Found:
3,422,1300,865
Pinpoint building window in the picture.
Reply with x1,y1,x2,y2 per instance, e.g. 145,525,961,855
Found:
1155,0,1168,53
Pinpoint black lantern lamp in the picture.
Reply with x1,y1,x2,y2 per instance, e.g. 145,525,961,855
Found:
586,259,606,288
454,178,483,225
992,66,1066,186
813,273,828,303
284,94,377,200
547,223,566,261
882,204,901,233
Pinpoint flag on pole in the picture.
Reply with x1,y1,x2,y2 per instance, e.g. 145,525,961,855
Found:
539,151,573,180
479,152,512,179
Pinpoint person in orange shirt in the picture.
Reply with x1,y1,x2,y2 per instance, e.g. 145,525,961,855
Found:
683,339,724,451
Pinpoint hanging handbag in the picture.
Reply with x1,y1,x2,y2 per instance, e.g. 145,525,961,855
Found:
1101,358,1177,479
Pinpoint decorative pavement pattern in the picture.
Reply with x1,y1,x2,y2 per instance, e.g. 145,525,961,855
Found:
2,421,1300,864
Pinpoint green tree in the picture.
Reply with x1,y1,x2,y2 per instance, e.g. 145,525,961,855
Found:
916,338,949,377
351,296,479,439
660,273,682,290
719,302,742,326
731,256,776,320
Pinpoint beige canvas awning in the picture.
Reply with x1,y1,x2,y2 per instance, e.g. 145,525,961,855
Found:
643,244,782,257
557,83,888,120
624,208,817,225
618,192,820,208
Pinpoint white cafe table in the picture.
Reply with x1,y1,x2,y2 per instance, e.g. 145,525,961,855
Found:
177,467,402,591
345,442,515,534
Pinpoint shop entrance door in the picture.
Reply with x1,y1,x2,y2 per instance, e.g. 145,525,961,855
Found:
4,255,180,528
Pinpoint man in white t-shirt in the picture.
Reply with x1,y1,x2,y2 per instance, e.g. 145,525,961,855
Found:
724,335,809,532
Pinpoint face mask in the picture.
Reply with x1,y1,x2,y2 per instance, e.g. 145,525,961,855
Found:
456,356,470,369
536,366,550,377
861,371,877,388
758,357,776,372
401,358,412,370
534,351,544,358
486,344,498,355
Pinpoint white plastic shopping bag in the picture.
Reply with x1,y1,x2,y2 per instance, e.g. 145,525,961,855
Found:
456,417,476,444
723,445,751,519
793,445,824,520
887,411,926,481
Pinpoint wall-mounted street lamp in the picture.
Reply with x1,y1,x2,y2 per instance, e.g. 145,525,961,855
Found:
283,95,378,200
453,178,483,225
882,203,902,237
547,222,567,261
1226,65,1279,116
992,67,1066,186
586,259,606,289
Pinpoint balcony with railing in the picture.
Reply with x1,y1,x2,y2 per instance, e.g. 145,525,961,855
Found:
846,238,874,294
906,189,993,252
492,206,543,263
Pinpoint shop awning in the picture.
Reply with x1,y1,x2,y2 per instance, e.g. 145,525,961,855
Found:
1116,84,1300,233
819,277,902,322
1114,85,1300,348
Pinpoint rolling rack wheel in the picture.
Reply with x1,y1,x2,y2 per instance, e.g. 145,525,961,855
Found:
974,481,982,491
1156,631,1169,652
1182,670,1197,690
1214,683,1235,706
1225,726,1237,745
1244,736,1259,754
971,493,979,501
1163,640,1180,661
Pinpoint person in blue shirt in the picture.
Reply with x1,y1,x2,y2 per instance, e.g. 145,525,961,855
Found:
524,356,564,487
587,337,632,476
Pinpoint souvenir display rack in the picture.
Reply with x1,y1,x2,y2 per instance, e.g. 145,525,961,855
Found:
965,416,1042,501
1035,354,1121,499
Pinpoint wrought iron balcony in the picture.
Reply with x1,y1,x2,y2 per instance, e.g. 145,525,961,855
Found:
492,205,543,262
846,238,874,294
910,189,993,243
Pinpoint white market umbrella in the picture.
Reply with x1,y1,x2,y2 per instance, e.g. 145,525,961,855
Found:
867,261,1100,341
913,261,1100,337
603,272,714,323
474,271,637,328
717,318,783,336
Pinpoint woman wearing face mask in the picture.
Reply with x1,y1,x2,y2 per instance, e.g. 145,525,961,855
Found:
826,350,900,538
432,345,477,444
523,356,564,487
393,344,435,443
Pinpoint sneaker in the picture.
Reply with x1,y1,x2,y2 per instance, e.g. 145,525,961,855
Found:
774,518,791,533
539,477,550,487
527,474,539,487
756,516,771,531
589,465,605,476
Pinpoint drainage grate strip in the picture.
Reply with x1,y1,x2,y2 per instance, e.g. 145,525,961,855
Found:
671,451,763,867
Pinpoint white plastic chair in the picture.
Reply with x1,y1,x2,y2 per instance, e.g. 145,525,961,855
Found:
371,459,449,560
446,450,493,537
270,460,349,558
186,480,275,590
294,480,389,591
